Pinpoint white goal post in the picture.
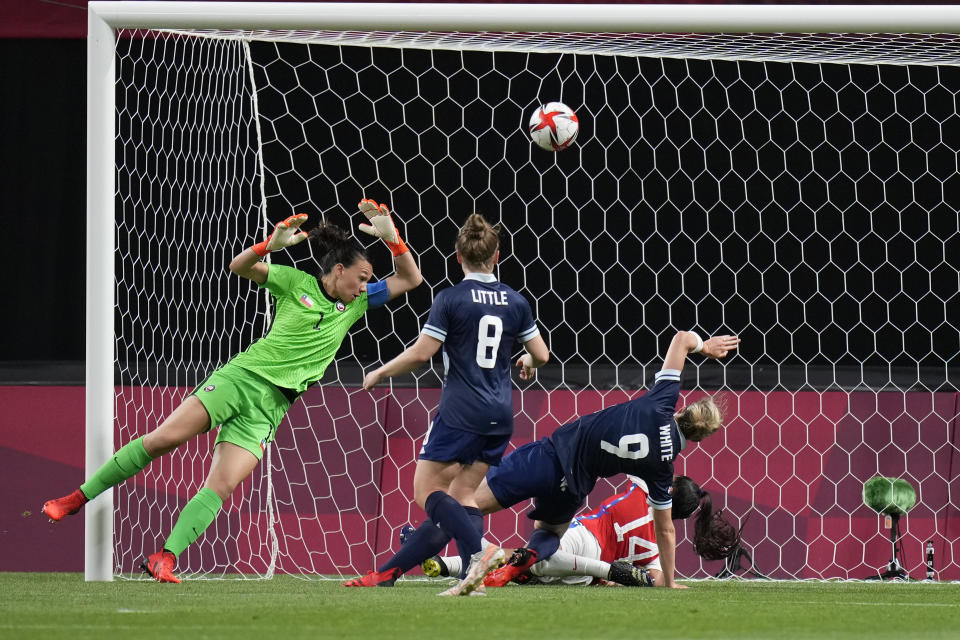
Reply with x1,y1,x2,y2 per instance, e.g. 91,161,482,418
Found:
88,2,960,582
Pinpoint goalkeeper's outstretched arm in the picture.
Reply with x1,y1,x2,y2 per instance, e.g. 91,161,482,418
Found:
355,198,422,300
228,199,423,296
362,334,442,390
229,213,309,283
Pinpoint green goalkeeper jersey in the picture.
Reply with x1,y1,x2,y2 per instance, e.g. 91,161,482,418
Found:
229,263,371,392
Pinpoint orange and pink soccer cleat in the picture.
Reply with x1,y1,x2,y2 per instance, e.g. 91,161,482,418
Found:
484,547,539,587
141,551,181,584
42,489,88,522
342,566,402,587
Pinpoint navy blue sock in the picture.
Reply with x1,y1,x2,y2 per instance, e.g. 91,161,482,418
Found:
465,506,484,537
463,506,485,579
378,519,451,574
527,528,562,561
424,491,482,579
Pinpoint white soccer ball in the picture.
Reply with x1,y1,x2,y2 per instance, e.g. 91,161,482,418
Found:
528,102,579,152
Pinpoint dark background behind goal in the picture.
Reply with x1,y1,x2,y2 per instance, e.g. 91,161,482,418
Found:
2,6,960,392
117,35,960,392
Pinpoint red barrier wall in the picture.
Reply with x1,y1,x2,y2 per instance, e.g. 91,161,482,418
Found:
3,385,958,579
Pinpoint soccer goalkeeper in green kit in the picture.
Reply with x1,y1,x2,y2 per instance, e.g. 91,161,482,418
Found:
43,200,422,582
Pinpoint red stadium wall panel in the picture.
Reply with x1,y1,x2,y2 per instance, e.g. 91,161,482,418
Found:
1,386,87,571
2,385,958,580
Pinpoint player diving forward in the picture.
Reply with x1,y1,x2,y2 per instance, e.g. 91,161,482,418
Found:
426,475,739,587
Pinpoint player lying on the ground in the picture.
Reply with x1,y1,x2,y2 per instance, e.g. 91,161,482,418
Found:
424,475,739,587
42,200,422,583
349,330,739,589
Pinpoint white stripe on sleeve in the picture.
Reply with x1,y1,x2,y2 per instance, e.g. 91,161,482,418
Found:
655,369,681,384
518,325,540,343
422,324,446,342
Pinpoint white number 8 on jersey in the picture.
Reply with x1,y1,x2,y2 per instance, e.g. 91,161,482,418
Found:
475,315,503,368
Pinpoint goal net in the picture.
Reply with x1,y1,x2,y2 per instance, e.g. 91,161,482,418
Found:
93,3,960,581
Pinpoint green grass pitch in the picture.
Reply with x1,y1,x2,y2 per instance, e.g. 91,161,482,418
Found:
2,573,959,639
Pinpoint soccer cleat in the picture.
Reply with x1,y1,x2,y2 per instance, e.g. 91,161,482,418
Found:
511,572,533,585
438,582,488,597
398,525,416,545
42,489,88,522
437,545,506,596
140,551,181,584
342,566,401,587
421,556,450,578
607,560,653,587
484,547,538,587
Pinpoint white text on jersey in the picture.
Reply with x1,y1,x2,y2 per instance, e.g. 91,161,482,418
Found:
659,424,673,461
471,289,509,305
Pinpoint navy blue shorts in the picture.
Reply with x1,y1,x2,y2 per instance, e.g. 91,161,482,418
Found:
418,414,511,466
485,438,586,526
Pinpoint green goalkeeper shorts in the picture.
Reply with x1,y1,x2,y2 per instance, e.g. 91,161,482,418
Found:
191,362,292,461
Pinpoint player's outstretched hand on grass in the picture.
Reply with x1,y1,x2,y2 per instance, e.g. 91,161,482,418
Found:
357,198,409,257
702,335,740,360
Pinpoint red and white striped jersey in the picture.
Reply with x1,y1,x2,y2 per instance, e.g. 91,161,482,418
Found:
571,480,659,566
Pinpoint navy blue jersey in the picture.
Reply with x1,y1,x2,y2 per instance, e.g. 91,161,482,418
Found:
422,273,539,435
548,369,686,509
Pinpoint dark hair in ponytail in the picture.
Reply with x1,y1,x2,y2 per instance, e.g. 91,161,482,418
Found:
308,221,369,274
671,475,740,561
672,475,704,520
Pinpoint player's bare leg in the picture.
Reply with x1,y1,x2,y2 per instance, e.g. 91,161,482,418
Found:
472,477,503,515
142,396,213,457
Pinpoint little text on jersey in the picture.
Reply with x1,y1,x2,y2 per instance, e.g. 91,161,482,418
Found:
471,289,509,306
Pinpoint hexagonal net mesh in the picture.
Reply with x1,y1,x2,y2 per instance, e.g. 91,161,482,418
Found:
112,28,960,580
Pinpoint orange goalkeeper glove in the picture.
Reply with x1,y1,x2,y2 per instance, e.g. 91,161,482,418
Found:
251,213,309,257
357,198,409,257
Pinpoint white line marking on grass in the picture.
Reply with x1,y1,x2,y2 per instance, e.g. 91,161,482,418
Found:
0,624,272,631
719,600,960,609
814,601,959,608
